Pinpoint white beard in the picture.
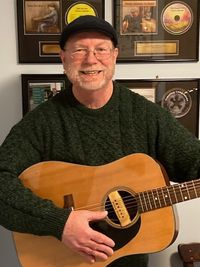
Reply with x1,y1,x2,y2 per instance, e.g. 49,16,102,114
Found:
65,65,115,92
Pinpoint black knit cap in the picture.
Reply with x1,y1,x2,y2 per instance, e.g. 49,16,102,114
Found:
60,15,118,49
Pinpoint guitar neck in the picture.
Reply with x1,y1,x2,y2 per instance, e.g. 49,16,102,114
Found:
137,179,200,213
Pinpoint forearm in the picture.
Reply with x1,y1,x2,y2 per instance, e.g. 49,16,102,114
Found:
0,195,70,240
0,115,70,240
0,165,71,239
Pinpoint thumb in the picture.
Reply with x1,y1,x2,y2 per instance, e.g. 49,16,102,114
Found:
88,210,108,222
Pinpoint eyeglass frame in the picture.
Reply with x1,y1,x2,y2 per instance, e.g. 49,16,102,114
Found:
63,46,116,60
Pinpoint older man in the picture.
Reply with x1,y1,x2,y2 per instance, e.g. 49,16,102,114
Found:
0,15,200,267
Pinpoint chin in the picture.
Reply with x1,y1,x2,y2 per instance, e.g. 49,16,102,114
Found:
78,80,107,91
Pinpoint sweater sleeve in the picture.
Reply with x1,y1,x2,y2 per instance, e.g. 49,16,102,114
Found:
0,111,70,240
146,102,200,182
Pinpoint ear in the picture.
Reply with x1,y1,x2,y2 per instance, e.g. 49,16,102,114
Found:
114,47,119,59
60,49,65,64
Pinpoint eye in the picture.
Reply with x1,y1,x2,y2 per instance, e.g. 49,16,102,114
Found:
73,48,86,54
96,47,107,52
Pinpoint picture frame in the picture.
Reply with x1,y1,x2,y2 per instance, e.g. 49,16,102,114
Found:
21,74,69,115
17,0,105,63
114,0,199,62
115,78,199,137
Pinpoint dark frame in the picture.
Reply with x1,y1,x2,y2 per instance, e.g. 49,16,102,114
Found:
114,0,199,62
21,74,69,115
17,0,105,63
116,78,200,137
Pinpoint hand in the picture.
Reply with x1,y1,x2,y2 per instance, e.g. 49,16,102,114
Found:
62,210,115,264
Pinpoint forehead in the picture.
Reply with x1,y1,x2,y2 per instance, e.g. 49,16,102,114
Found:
65,31,112,46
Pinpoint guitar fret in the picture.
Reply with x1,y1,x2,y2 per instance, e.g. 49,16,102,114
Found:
137,192,144,213
146,191,153,210
180,184,186,200
150,189,156,210
184,182,190,200
161,188,167,206
179,184,184,201
192,180,198,198
153,188,161,209
177,183,190,202
143,191,152,211
172,184,178,203
162,187,172,206
140,191,148,212
137,179,200,214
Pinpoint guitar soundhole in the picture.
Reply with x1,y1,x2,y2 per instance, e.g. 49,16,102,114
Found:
105,189,139,228
90,188,141,251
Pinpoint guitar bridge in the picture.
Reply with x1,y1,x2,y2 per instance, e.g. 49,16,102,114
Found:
108,191,131,227
105,187,140,229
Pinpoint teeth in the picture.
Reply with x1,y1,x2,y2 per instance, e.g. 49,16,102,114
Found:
83,71,99,74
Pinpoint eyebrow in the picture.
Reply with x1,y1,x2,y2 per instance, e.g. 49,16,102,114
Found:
67,39,112,47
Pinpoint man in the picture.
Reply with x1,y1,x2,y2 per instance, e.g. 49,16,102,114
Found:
0,15,200,267
141,8,156,33
32,4,58,33
122,7,142,33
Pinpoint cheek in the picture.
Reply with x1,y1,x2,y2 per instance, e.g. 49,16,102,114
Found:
64,63,80,83
64,61,77,73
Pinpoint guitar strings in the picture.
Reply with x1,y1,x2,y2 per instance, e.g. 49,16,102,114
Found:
74,180,200,214
76,182,200,212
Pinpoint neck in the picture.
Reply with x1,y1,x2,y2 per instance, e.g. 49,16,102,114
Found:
72,82,113,109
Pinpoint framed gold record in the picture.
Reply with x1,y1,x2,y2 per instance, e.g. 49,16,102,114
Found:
114,0,199,62
65,2,98,24
17,0,105,63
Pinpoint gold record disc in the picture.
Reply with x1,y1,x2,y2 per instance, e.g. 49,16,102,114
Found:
65,2,97,25
161,1,193,35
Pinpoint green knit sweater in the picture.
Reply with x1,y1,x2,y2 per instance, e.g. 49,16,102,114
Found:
0,82,200,265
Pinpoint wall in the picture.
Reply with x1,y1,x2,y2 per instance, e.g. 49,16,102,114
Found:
0,1,200,266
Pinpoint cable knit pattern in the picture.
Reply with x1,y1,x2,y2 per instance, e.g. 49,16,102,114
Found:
0,81,200,265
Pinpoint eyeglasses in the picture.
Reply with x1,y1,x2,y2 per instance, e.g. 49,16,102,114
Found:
65,47,114,60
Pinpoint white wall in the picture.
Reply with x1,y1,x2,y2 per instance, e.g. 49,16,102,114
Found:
0,1,200,266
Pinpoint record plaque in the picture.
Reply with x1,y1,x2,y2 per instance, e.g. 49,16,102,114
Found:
114,0,199,62
17,0,105,63
116,79,199,137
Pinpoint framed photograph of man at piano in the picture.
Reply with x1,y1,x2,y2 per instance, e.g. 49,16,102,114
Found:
16,0,105,63
21,74,70,115
116,79,199,137
114,0,199,62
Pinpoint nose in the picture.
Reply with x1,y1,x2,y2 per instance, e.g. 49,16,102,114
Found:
84,50,99,63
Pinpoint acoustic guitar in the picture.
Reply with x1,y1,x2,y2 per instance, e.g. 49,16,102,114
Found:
13,153,200,267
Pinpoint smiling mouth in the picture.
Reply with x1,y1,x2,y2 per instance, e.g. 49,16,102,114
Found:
81,70,102,75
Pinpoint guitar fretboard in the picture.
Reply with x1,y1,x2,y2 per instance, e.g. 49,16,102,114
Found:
136,179,200,213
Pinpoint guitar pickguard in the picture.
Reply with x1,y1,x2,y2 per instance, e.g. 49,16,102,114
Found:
91,187,141,250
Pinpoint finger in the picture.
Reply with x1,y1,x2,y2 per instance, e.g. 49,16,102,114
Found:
81,246,109,262
88,210,108,221
96,243,114,257
79,252,96,263
92,232,115,248
78,250,96,264
88,240,114,257
91,249,109,262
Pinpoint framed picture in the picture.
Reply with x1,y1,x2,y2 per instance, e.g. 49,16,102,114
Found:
114,0,199,62
116,79,199,137
21,74,69,115
17,0,105,63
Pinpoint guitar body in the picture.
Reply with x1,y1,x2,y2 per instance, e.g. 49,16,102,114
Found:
13,153,178,267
